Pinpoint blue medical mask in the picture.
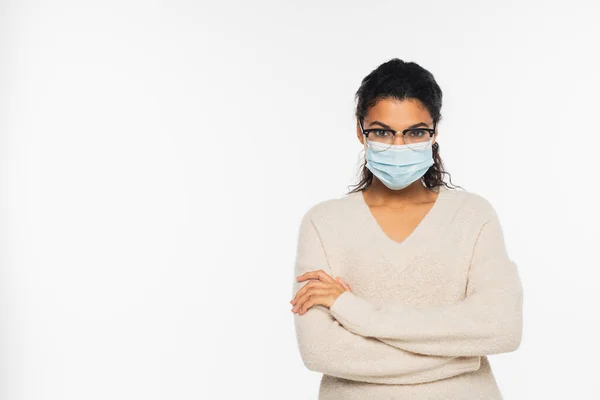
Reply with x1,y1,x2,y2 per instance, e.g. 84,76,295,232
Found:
365,141,434,190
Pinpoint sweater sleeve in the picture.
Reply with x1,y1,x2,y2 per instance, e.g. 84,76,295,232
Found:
329,211,524,358
292,210,482,384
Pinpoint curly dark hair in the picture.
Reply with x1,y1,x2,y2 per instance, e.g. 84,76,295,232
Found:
347,58,463,194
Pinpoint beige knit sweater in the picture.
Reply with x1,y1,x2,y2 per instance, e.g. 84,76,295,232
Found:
291,185,523,400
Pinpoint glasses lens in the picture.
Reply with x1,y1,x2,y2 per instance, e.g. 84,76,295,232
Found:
366,130,394,152
404,129,433,150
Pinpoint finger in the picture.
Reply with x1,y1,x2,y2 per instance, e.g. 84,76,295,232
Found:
293,287,334,313
292,271,333,304
293,286,331,312
297,293,331,315
291,279,326,305
296,269,335,284
297,298,314,315
336,277,351,292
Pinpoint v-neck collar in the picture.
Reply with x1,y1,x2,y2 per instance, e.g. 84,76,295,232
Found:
352,185,449,248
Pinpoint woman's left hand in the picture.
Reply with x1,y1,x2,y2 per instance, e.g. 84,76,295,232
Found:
291,269,348,315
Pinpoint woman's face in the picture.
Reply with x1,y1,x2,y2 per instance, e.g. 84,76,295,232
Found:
356,98,438,147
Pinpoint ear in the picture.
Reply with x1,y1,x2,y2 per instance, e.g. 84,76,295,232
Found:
356,120,365,145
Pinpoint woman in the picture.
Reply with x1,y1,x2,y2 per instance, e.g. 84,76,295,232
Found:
290,58,523,400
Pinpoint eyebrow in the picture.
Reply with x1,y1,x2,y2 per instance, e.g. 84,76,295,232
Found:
367,120,430,129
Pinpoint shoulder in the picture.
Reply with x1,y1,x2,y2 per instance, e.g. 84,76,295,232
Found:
448,186,499,222
298,192,361,226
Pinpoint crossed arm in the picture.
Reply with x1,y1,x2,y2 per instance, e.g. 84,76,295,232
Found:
292,204,523,383
328,213,524,357
291,213,482,384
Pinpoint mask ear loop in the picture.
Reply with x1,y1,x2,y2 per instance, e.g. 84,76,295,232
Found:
429,121,437,150
358,118,369,164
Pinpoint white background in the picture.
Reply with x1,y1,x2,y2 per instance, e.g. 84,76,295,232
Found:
2,1,599,399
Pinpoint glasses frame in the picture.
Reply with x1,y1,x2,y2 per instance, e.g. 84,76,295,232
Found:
359,118,437,151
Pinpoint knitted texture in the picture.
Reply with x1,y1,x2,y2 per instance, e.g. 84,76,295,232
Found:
291,185,523,400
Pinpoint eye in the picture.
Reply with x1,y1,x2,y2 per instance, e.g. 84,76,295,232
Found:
407,129,428,138
371,129,392,137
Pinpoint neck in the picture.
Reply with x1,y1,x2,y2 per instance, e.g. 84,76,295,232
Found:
364,179,434,206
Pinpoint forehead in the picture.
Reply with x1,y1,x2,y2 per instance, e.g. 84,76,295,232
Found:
365,98,432,127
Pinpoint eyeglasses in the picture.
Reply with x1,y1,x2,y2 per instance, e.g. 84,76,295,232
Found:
359,118,436,152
